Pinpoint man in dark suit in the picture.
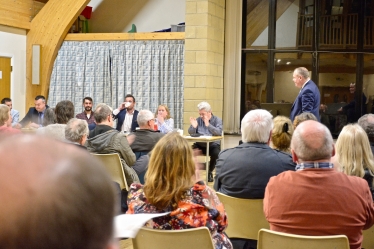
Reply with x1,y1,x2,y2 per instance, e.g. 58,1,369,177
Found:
290,67,320,122
17,95,49,128
112,94,139,133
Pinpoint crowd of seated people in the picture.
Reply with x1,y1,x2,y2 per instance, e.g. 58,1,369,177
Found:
3,92,374,249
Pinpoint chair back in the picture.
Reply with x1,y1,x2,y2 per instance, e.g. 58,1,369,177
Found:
257,229,350,249
91,153,128,191
216,192,269,240
362,226,374,249
132,227,214,249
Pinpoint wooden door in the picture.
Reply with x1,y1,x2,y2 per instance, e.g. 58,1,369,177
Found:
0,57,11,101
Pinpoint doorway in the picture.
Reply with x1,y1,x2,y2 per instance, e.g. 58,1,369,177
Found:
0,57,11,101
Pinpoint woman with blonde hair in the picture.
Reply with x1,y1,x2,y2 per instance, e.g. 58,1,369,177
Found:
270,115,294,153
127,132,232,249
0,104,21,134
154,104,174,133
332,124,374,199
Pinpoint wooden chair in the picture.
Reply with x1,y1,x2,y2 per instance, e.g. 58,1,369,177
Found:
362,226,374,249
91,153,128,191
132,227,214,249
257,229,350,249
216,192,269,240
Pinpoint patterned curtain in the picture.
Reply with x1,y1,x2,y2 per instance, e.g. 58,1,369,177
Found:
49,40,184,129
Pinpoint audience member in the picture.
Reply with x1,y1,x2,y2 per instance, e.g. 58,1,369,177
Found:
86,104,139,186
154,104,174,133
76,96,95,125
1,97,19,126
42,108,56,127
332,124,374,199
0,104,21,134
338,83,367,123
358,113,374,154
188,101,222,182
17,95,49,128
270,115,294,153
264,120,374,249
292,112,317,129
290,67,320,122
127,132,232,249
37,100,75,141
113,94,139,133
65,118,89,149
0,135,118,249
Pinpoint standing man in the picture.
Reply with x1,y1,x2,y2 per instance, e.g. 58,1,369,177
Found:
290,67,320,122
188,101,222,182
17,95,49,128
76,96,95,125
113,94,139,133
1,98,19,126
264,120,374,249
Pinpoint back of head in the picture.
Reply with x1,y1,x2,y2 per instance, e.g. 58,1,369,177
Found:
293,112,317,128
55,100,75,124
271,115,294,152
0,136,116,249
137,110,154,127
241,109,273,143
0,104,10,126
94,104,112,124
65,118,89,143
144,132,195,209
358,114,374,141
291,120,333,162
43,108,56,126
335,124,374,177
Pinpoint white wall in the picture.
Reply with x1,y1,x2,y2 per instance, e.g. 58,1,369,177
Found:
0,25,26,117
88,0,185,32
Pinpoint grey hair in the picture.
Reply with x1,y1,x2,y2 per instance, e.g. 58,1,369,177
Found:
43,108,56,126
197,102,212,112
137,110,154,126
94,104,112,124
241,109,273,143
294,67,310,79
291,121,333,161
358,114,374,140
65,118,89,143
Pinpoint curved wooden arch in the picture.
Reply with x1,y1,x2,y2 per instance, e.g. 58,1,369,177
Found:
26,0,89,108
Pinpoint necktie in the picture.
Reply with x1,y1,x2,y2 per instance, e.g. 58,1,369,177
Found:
38,112,43,126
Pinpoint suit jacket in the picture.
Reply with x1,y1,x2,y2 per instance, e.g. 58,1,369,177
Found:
19,106,49,127
290,80,320,122
114,109,139,132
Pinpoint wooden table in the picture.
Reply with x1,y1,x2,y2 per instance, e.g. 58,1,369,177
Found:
183,135,223,183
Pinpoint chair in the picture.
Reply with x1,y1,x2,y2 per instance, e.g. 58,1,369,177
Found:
257,229,350,249
91,153,128,191
362,226,374,249
132,227,214,249
216,192,269,240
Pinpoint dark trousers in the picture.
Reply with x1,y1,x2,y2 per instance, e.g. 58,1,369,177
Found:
192,143,220,173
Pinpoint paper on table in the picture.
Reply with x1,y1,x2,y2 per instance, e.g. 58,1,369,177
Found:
114,212,170,238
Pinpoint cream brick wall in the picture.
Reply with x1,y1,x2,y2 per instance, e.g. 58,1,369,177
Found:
183,0,225,133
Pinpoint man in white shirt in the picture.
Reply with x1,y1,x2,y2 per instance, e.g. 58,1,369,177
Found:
1,98,19,126
113,94,139,133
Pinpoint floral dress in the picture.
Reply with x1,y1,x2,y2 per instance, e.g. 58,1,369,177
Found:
127,181,233,249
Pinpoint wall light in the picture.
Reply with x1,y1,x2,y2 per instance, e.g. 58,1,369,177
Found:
32,44,41,85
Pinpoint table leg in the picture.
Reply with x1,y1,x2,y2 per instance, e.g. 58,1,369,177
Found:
206,142,210,183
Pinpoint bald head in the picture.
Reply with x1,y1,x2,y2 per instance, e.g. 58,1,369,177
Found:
291,120,334,162
0,135,116,249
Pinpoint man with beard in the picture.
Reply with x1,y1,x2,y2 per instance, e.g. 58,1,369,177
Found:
76,97,95,125
113,94,139,133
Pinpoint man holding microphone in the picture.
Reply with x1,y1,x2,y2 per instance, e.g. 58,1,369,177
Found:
113,94,139,133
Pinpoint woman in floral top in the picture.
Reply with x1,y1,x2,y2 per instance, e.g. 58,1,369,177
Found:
127,132,232,249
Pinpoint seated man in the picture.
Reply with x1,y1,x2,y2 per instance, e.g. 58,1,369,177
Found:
0,135,118,249
76,96,95,125
86,103,139,186
358,113,374,154
264,120,374,249
65,118,89,149
188,101,222,182
1,98,19,126
113,94,139,133
17,95,49,128
214,109,295,249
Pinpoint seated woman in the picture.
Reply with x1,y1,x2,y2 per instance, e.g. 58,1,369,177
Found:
293,112,317,129
270,115,294,154
332,124,374,199
0,104,21,134
127,132,232,249
154,104,174,134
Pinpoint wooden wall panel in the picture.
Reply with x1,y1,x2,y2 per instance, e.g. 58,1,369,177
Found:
26,0,89,108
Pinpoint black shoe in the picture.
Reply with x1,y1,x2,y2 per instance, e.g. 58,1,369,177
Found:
208,172,213,182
